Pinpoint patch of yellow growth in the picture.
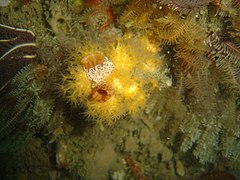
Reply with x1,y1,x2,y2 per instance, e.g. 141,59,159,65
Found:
60,35,171,125
74,0,83,7
61,65,91,106
85,96,126,125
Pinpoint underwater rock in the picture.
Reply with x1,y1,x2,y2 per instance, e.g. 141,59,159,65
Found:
149,137,173,162
85,143,118,179
124,136,138,153
56,140,70,169
200,171,236,180
139,128,151,145
141,117,155,129
160,146,173,162
149,140,164,158
175,159,185,177
109,170,126,180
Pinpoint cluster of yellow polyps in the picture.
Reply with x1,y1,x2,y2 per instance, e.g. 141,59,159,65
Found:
60,35,171,125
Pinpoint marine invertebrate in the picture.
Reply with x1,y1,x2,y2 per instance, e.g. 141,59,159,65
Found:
208,33,240,66
232,0,240,7
0,24,37,86
150,5,240,165
60,35,171,125
90,83,113,102
171,24,212,101
1,0,47,36
81,53,115,85
119,0,151,28
0,64,53,141
119,0,202,46
79,52,115,103
175,49,210,73
176,65,240,165
160,0,212,14
151,13,191,45
0,24,37,61
3,0,240,177
81,0,115,33
88,9,114,32
117,0,240,167
175,28,210,73
78,0,122,42
207,33,240,93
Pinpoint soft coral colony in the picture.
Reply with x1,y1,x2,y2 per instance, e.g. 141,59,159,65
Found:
60,35,171,125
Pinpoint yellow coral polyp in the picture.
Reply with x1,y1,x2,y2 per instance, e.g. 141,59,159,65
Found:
142,59,159,73
109,44,135,71
62,66,91,105
60,35,171,125
112,78,123,90
126,84,138,95
85,96,126,125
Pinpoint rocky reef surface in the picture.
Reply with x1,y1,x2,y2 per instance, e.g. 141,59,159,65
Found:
0,0,240,179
